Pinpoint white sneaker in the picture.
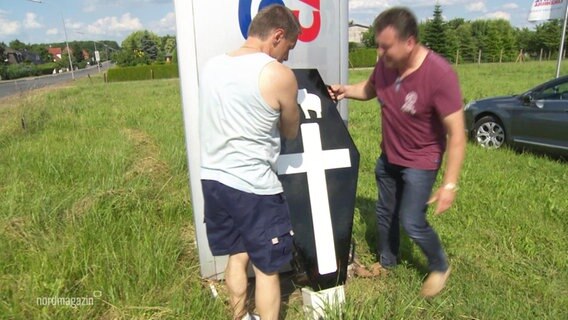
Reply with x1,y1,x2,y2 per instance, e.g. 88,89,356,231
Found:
420,267,451,297
241,313,260,320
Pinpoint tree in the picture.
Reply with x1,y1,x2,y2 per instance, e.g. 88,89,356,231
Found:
0,42,6,65
533,20,562,58
9,39,27,51
360,26,375,48
445,27,460,63
492,19,517,62
118,30,161,65
516,27,533,54
57,52,72,70
455,23,477,63
447,18,466,30
484,22,502,62
122,30,160,53
71,42,84,63
141,32,158,60
162,36,176,56
470,20,490,62
422,4,448,58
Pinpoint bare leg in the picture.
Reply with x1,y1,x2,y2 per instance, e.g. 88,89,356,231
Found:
253,265,280,320
226,252,250,319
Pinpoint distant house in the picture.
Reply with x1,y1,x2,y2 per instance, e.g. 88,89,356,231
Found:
5,48,42,65
48,47,62,61
349,22,369,43
22,51,42,64
62,47,73,56
6,48,23,64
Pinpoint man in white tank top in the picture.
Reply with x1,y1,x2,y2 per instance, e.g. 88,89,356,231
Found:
199,5,300,320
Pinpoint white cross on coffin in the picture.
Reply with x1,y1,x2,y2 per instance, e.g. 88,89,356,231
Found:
277,122,351,275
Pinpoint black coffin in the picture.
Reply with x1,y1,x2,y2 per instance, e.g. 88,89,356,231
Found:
278,69,360,290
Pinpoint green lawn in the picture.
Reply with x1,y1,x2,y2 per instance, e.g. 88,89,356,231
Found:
0,61,567,319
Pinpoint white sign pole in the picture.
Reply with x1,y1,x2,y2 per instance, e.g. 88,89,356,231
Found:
173,0,226,279
557,3,568,78
339,0,349,123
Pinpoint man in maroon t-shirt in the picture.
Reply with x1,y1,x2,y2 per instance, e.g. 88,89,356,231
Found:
329,7,466,297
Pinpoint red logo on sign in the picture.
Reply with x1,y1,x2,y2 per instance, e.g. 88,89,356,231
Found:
292,0,320,42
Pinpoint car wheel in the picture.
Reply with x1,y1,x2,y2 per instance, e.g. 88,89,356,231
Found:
472,116,506,149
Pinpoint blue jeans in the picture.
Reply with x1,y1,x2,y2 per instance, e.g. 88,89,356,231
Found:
375,154,448,272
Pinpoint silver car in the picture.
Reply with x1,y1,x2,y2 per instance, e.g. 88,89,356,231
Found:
464,75,568,158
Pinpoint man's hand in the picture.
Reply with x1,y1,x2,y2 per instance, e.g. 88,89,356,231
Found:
327,84,346,102
427,185,457,215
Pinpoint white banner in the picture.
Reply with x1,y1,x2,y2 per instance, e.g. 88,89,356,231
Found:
528,0,567,21
173,0,349,279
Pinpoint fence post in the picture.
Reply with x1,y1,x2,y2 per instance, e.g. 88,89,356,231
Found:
540,48,543,62
455,49,459,65
499,49,503,63
478,50,482,64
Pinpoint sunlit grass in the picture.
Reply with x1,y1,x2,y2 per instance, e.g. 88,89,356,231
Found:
0,61,567,319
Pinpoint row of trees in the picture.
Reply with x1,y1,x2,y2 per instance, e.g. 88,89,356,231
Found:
112,30,177,67
359,4,568,64
0,39,119,69
1,30,176,80
0,39,121,80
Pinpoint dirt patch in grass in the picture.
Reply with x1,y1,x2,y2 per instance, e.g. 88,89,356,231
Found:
123,128,170,181
1,216,32,242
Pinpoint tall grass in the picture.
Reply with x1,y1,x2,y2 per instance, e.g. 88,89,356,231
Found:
0,61,567,319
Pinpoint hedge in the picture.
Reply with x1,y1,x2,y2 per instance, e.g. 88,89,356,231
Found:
0,62,59,80
349,48,378,68
107,64,179,82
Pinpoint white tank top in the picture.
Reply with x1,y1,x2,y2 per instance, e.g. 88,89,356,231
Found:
199,52,283,194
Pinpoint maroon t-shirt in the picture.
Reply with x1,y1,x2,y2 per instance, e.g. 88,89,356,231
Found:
370,51,462,170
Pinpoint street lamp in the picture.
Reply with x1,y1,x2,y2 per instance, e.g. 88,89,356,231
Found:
26,0,75,80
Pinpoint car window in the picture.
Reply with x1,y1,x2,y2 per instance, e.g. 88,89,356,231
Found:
534,80,568,100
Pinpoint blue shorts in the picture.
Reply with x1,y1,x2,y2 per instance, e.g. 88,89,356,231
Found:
201,180,294,274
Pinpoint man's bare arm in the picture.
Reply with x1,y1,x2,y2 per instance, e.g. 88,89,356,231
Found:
260,62,299,139
277,66,299,139
328,79,376,102
428,109,467,214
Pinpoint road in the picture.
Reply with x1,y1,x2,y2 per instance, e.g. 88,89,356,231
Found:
0,61,113,100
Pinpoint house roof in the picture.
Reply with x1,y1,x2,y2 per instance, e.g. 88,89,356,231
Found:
48,47,62,55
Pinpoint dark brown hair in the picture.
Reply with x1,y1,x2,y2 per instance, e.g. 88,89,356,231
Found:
248,4,301,40
373,7,419,41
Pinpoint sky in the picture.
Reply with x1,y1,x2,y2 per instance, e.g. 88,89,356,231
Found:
0,1,545,46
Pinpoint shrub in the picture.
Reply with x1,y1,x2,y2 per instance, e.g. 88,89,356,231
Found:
3,64,37,80
36,63,58,76
349,48,377,68
0,62,62,79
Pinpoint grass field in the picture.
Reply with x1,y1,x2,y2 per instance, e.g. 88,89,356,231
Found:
0,61,567,319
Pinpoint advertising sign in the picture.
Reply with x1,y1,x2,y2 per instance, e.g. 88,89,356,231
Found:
529,0,567,21
173,0,349,279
